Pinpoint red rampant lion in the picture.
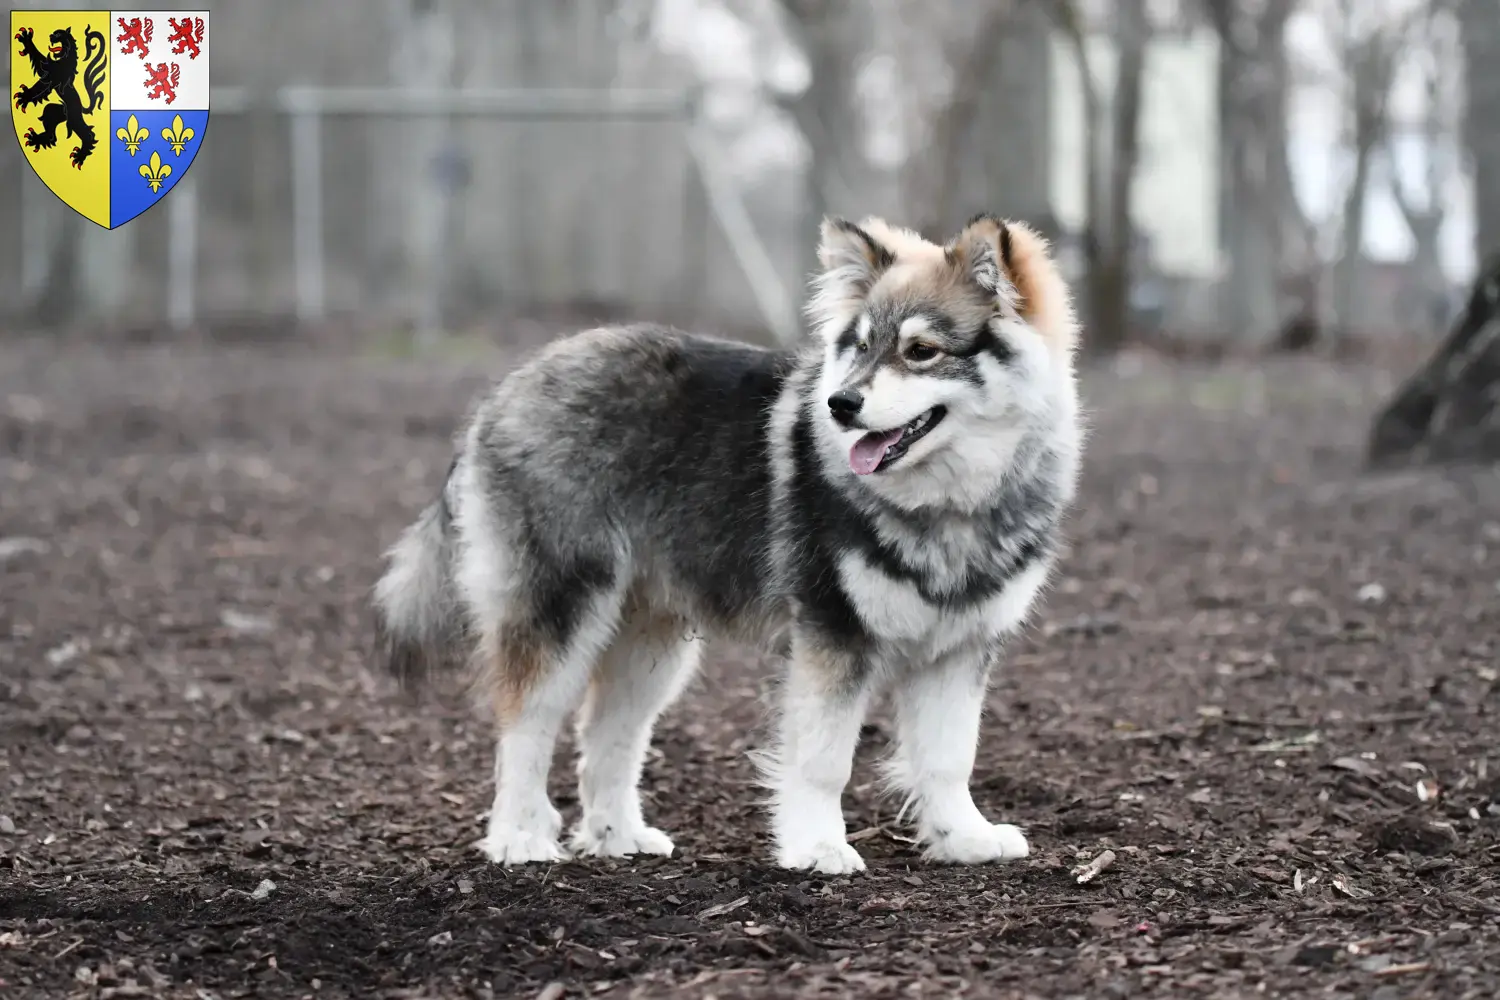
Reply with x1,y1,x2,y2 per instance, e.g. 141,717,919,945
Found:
166,16,203,60
144,62,180,104
115,16,152,60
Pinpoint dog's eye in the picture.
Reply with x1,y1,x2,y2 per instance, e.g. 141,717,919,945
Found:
856,341,870,353
904,343,940,363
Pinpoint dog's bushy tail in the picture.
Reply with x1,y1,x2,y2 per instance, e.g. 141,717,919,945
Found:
373,463,460,689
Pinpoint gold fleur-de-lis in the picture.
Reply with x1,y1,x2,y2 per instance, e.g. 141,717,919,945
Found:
139,150,171,192
162,113,194,155
115,113,149,156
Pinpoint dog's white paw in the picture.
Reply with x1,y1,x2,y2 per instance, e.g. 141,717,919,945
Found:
479,827,569,866
570,821,676,859
925,822,1029,864
777,839,867,875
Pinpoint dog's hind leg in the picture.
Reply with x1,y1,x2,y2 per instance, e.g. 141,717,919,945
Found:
568,608,702,858
460,515,626,865
473,582,625,865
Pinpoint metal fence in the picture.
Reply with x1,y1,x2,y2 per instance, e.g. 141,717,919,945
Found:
136,86,798,343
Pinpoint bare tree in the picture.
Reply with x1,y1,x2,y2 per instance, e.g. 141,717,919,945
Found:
1045,0,1149,353
1328,1,1404,339
896,0,1016,237
764,0,878,291
1387,1,1462,335
1460,0,1500,257
1200,0,1304,343
1314,0,1439,341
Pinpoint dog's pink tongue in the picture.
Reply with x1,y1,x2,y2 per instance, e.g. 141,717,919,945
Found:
849,429,904,475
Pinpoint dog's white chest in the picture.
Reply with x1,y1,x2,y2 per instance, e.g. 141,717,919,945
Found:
836,551,1050,654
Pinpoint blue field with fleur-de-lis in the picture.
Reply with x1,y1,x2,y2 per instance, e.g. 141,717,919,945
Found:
110,107,206,226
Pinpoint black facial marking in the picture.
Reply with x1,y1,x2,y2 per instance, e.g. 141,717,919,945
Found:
951,324,1016,366
915,310,956,339
835,319,860,354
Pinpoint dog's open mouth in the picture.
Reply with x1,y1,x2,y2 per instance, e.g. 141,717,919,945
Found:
848,406,947,476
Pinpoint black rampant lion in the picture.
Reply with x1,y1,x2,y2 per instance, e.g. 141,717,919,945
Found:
13,24,107,169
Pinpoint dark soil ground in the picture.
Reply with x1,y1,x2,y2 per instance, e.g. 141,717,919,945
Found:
2,332,1498,1000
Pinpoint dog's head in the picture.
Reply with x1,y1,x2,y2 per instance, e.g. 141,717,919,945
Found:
804,214,1081,509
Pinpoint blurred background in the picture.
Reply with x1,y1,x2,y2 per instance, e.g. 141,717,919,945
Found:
1,0,1494,357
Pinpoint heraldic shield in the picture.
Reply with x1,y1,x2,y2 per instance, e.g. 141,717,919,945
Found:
10,9,209,229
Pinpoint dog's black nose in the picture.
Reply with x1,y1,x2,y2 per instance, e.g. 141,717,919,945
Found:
827,388,864,425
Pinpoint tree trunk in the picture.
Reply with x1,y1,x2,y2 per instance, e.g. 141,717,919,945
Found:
1209,0,1296,344
1076,48,1107,345
1461,0,1500,257
901,2,1015,238
23,200,82,329
1090,0,1146,353
1048,1,1113,351
247,0,287,311
1332,135,1374,338
1391,156,1450,337
1368,254,1500,468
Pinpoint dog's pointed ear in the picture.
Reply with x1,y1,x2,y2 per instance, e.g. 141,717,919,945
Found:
806,217,896,334
817,216,894,297
947,213,1019,311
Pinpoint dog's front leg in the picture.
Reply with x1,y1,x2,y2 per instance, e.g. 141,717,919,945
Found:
765,637,871,875
886,646,1029,864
